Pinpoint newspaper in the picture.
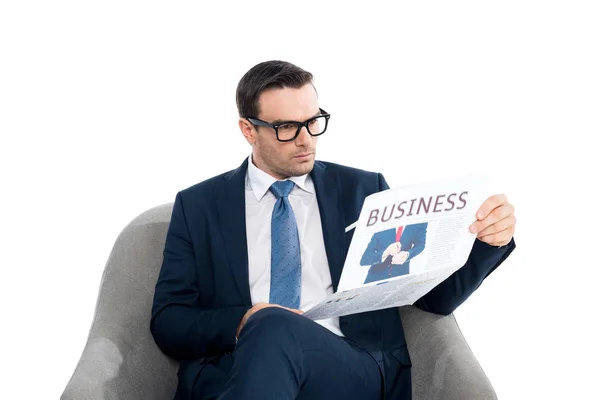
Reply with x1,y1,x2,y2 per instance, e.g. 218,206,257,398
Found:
302,176,487,320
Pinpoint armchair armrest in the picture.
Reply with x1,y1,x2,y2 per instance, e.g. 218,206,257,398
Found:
399,305,497,400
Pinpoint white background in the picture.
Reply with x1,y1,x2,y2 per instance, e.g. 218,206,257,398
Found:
1,1,599,399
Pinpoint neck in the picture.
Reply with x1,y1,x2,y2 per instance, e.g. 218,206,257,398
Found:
251,152,287,180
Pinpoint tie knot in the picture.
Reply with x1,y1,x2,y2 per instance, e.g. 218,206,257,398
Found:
270,180,295,199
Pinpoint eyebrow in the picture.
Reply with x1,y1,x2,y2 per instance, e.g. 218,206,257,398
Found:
270,110,321,125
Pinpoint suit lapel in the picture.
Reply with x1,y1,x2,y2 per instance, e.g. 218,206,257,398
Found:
215,158,252,305
311,161,346,291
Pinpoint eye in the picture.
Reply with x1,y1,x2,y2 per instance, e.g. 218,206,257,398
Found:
279,123,296,131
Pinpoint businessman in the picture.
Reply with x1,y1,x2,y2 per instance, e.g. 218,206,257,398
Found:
360,223,428,284
150,60,517,400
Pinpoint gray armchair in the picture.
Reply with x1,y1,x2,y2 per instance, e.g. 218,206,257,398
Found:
61,204,497,400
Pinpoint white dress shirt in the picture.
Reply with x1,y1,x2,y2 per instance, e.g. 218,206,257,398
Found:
245,155,343,336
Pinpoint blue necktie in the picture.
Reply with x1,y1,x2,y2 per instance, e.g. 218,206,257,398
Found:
269,180,301,309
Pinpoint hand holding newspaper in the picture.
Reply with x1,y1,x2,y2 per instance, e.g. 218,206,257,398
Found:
302,176,487,320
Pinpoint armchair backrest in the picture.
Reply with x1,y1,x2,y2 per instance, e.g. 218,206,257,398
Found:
62,204,178,400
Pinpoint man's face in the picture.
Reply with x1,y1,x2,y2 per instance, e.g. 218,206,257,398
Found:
241,83,320,180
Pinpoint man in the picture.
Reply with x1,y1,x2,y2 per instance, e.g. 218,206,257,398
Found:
360,223,428,284
150,60,517,400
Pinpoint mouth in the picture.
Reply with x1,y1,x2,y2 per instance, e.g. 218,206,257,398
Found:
293,152,313,160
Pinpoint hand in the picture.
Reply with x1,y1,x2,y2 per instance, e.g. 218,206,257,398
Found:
469,194,516,247
236,302,303,339
381,242,401,262
391,251,409,265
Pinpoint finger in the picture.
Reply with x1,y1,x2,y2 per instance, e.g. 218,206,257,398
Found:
478,225,515,246
476,214,517,238
470,203,514,234
475,194,508,220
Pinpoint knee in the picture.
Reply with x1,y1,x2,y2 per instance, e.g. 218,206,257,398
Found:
239,307,304,342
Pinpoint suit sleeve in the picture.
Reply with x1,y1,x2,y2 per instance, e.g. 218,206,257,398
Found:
405,224,427,263
150,192,251,360
360,234,385,265
414,238,516,315
378,173,390,191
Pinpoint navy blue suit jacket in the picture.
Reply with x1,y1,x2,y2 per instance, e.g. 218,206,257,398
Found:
150,159,515,399
360,223,428,283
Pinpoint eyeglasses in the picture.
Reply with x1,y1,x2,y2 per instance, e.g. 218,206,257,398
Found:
245,108,331,142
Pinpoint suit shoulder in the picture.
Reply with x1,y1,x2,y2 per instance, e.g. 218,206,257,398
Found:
319,161,382,182
318,161,384,192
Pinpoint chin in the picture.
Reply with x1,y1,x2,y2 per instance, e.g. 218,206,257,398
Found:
295,160,315,175
284,160,314,177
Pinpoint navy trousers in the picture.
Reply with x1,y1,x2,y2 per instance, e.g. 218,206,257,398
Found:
216,307,383,400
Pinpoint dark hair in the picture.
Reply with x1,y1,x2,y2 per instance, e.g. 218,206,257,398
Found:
236,60,314,118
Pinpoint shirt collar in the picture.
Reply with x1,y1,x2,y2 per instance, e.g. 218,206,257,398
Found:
247,154,313,201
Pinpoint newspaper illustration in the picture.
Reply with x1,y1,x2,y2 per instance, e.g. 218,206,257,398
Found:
302,176,487,320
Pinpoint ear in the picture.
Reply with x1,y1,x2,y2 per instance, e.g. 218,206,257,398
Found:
239,118,256,145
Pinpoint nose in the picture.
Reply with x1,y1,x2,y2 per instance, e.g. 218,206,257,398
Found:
294,126,311,146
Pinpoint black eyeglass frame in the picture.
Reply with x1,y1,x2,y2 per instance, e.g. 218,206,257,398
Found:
245,108,331,142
